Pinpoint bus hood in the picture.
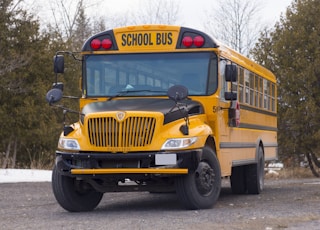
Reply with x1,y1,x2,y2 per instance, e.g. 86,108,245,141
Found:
81,98,204,124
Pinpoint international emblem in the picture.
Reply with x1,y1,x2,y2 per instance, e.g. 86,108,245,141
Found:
116,111,125,121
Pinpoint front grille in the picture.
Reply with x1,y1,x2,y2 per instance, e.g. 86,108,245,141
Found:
87,116,156,147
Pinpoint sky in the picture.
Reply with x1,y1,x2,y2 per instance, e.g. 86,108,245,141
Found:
176,0,293,30
25,0,293,31
96,0,293,30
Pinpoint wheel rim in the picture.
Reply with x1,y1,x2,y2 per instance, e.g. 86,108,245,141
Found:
195,161,215,195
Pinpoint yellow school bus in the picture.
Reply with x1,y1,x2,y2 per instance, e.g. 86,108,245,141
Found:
47,25,277,212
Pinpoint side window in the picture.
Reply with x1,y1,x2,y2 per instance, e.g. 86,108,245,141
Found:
259,77,263,108
271,83,276,112
254,74,259,107
208,57,218,95
219,59,227,99
233,66,276,112
244,70,250,104
238,67,244,103
231,67,238,96
249,72,254,105
263,79,269,110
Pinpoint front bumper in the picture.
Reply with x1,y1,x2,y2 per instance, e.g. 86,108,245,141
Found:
55,150,200,177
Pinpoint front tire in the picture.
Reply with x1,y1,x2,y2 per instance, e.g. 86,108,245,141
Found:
52,165,103,212
175,146,221,210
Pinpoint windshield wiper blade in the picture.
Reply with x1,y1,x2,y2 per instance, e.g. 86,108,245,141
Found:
107,89,167,101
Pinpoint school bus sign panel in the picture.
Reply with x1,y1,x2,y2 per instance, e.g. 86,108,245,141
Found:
114,27,179,51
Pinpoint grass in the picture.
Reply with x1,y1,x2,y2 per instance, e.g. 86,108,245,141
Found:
265,167,316,179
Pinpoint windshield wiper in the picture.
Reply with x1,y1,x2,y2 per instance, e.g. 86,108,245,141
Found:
107,89,167,101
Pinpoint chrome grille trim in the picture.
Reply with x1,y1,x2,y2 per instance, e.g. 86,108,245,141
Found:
88,116,156,147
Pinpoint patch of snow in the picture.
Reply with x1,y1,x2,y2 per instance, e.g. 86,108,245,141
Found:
0,169,52,183
266,169,280,176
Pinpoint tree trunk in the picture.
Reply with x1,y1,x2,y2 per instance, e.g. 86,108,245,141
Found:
306,152,319,177
11,138,18,168
2,138,12,169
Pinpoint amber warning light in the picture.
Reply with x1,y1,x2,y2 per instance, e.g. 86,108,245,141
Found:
182,35,205,48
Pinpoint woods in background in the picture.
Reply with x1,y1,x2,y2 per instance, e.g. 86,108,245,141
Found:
1,0,319,176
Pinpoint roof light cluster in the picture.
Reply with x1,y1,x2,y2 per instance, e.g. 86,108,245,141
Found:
182,35,205,48
90,38,113,50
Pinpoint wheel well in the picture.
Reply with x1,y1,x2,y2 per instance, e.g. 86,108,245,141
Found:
256,140,265,161
205,136,216,154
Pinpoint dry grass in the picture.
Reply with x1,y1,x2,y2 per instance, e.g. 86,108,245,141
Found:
265,167,316,179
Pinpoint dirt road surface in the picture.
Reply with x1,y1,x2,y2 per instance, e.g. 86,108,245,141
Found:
1,178,319,230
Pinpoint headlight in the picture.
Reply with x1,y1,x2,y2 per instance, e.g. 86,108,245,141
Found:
161,137,198,150
58,137,80,150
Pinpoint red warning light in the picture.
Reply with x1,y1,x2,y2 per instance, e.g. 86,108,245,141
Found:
90,39,101,50
193,36,204,47
101,38,112,49
182,36,193,48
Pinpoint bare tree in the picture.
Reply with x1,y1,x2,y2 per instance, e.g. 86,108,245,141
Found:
205,0,262,56
48,0,95,41
131,0,181,25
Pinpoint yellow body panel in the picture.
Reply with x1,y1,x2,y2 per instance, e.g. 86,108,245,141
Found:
61,111,212,153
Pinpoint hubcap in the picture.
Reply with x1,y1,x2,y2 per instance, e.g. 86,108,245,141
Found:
195,162,215,195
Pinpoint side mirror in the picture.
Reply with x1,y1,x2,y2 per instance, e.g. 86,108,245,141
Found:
167,85,188,102
46,88,63,104
225,92,237,101
52,82,64,91
54,55,64,74
225,64,237,82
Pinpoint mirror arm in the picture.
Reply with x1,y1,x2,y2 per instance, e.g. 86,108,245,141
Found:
56,51,82,61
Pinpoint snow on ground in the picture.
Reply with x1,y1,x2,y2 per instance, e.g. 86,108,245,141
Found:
0,169,52,183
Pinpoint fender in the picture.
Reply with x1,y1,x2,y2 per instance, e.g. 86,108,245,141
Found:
187,117,213,149
255,138,264,162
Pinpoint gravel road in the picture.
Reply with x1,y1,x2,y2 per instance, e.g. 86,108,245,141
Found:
1,178,319,230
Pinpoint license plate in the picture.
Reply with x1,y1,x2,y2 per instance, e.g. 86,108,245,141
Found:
155,154,177,165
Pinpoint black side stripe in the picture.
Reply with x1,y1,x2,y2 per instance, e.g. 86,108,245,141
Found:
220,142,278,149
238,123,278,131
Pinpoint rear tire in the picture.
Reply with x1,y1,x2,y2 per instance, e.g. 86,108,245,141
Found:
246,145,265,194
175,146,221,210
230,165,247,194
52,165,103,212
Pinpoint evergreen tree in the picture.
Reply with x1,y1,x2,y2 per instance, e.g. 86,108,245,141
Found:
252,0,320,173
0,0,61,168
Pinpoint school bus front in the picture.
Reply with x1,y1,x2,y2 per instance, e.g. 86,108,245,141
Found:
47,25,277,212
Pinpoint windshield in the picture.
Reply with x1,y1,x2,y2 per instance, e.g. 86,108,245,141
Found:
84,52,217,97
